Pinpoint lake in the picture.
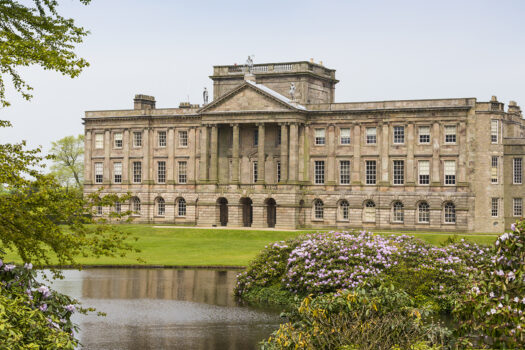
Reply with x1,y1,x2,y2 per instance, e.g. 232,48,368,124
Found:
49,268,282,350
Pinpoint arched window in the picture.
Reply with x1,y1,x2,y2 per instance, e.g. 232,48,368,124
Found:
156,197,165,216
444,202,456,223
339,200,349,220
314,199,324,220
363,200,376,222
392,201,404,223
131,197,141,215
418,202,430,223
177,198,186,217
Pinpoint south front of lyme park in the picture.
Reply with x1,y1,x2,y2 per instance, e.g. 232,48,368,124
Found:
83,59,525,233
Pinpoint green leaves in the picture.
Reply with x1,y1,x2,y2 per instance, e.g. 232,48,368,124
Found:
0,0,91,107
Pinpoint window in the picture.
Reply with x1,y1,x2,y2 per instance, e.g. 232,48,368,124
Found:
514,158,522,184
340,128,351,145
277,130,281,145
419,126,430,144
115,201,121,214
392,202,404,223
444,125,456,144
366,127,377,144
96,205,103,216
177,198,186,217
113,162,122,183
254,129,259,146
393,160,404,185
491,156,498,184
491,120,498,143
444,202,456,223
314,160,325,184
158,131,167,147
95,133,104,149
94,163,103,183
156,198,165,216
491,198,499,217
178,161,187,184
178,130,188,147
114,132,123,148
418,202,430,223
133,162,142,183
339,200,349,220
315,129,326,145
339,160,350,185
253,161,258,182
131,197,141,215
365,160,376,185
418,160,430,185
133,132,142,147
157,161,166,183
513,198,523,217
276,161,281,183
393,126,405,144
444,160,456,185
314,199,324,219
364,201,376,222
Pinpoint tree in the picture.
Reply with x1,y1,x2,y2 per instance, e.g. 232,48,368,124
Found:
50,134,84,189
0,0,91,107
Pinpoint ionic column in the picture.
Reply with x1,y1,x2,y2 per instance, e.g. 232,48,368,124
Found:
351,124,361,184
289,123,299,182
189,127,197,184
432,122,440,185
232,124,240,183
84,130,92,185
210,125,218,183
327,124,336,185
407,123,415,184
280,123,288,183
257,123,265,183
199,125,209,182
143,128,150,182
167,128,174,184
123,129,129,184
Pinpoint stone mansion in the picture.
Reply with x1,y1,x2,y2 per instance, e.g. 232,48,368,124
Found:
83,60,525,232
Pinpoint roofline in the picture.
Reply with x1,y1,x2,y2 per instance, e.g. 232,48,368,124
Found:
213,60,335,72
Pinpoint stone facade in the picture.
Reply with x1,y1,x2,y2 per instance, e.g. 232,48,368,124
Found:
83,61,525,232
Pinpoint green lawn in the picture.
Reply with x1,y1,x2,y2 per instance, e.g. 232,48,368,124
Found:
3,225,499,267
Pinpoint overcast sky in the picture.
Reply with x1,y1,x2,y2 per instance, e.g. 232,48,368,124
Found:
1,0,525,156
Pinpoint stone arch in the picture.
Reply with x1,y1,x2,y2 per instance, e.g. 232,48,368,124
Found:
216,197,228,226
264,198,277,228
240,197,253,227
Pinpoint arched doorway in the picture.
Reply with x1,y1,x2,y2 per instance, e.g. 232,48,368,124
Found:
266,198,276,228
240,197,253,227
217,197,228,226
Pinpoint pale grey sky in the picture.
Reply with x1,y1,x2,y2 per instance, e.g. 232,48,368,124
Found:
1,0,524,156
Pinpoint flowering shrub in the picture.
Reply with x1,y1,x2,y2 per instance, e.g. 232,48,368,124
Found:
454,222,525,348
0,257,86,348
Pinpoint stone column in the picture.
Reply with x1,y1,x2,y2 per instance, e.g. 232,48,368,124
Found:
143,128,150,183
257,123,265,183
84,130,92,185
104,130,111,184
210,125,218,183
327,124,336,185
232,124,240,183
289,123,299,182
352,124,361,184
280,123,288,183
303,124,310,183
123,129,130,184
167,128,174,184
406,123,415,184
199,125,209,182
432,122,441,185
189,127,197,184
458,121,466,183
381,123,389,184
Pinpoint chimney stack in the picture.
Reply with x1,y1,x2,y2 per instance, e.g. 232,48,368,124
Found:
134,94,156,110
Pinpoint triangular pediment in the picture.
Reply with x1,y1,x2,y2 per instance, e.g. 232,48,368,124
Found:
199,82,305,114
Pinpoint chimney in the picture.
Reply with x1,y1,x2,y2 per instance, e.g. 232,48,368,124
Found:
134,94,156,109
508,100,522,116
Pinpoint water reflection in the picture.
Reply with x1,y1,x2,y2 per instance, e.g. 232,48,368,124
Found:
49,269,280,350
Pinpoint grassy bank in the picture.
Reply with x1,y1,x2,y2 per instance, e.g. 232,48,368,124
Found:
3,225,499,266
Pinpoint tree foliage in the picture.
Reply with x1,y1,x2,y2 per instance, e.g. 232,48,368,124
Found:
0,0,91,107
49,134,84,189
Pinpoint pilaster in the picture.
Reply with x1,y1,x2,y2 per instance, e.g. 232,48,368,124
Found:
199,125,209,182
280,123,288,183
210,125,218,183
232,124,240,183
257,123,266,183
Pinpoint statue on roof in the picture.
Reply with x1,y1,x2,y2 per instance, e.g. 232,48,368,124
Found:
245,55,254,74
203,87,209,105
289,82,296,101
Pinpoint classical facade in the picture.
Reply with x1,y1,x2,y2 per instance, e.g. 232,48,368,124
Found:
83,60,525,232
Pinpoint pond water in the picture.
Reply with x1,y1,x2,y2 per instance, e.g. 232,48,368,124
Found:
49,268,282,350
